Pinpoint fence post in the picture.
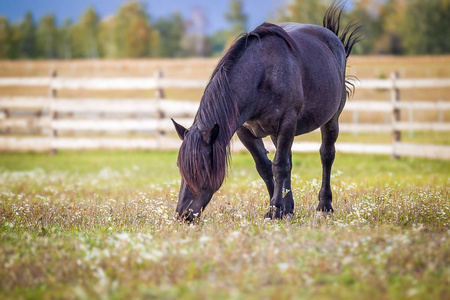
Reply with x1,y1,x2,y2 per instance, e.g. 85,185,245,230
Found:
0,108,10,134
353,110,359,136
49,69,58,155
155,70,165,150
391,71,401,159
408,107,414,138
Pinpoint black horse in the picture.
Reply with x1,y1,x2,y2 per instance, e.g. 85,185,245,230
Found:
172,3,360,222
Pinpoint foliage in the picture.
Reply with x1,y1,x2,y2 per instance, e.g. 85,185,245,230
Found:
225,0,248,38
282,0,450,55
98,15,116,58
282,0,329,25
114,1,154,58
401,0,450,54
154,13,184,57
0,17,11,59
18,12,36,58
208,30,229,57
349,0,450,55
73,6,99,58
35,14,58,59
0,0,450,58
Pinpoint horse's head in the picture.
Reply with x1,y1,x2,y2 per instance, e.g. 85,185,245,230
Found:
172,119,223,222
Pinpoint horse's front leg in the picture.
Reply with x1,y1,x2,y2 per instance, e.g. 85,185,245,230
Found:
265,121,295,219
317,119,339,214
271,135,294,216
282,150,294,215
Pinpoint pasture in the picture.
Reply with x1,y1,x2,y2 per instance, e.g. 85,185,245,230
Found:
1,55,449,298
0,150,449,299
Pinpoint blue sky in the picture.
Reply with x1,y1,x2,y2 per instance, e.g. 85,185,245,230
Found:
0,0,290,34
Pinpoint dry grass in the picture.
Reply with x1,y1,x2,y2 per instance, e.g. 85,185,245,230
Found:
349,55,450,79
1,56,450,79
0,151,449,299
0,58,216,78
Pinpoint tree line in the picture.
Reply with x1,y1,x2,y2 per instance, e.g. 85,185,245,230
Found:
0,0,449,59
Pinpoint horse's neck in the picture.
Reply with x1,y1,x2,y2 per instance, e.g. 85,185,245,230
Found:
198,53,263,143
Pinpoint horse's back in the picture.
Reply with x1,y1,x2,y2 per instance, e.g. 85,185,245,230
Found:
277,22,347,134
278,22,346,72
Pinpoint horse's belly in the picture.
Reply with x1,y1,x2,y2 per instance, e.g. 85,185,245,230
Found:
243,119,278,138
295,79,343,135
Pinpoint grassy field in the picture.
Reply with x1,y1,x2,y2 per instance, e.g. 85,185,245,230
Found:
0,150,449,299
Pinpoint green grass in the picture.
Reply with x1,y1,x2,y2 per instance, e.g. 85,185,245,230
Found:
0,151,449,299
294,130,450,145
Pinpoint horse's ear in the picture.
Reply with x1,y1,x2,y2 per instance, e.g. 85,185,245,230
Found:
171,118,188,140
202,124,219,145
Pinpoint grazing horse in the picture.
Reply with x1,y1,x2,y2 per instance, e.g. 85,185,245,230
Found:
172,3,360,222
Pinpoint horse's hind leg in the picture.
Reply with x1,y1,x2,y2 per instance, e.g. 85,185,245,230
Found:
236,127,274,198
317,118,339,213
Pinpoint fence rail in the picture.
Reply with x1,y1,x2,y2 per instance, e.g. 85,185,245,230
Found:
0,77,209,90
0,72,449,159
2,77,450,90
2,98,449,133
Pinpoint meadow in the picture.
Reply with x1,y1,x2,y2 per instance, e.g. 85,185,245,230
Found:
0,56,449,298
0,150,449,299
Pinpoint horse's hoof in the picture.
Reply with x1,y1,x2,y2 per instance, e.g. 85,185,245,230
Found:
264,212,277,220
264,208,293,220
316,210,333,218
284,213,294,221
264,208,281,219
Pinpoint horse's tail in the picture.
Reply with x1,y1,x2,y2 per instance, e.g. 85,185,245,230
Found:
323,1,362,96
323,1,361,59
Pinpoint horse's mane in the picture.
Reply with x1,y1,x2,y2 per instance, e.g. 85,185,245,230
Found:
178,23,297,192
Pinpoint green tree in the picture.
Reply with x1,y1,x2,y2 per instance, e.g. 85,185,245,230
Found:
401,0,450,54
283,0,330,25
208,30,229,56
36,14,58,58
114,1,156,58
9,23,22,59
154,12,184,57
348,0,385,54
98,16,117,58
374,0,407,54
0,17,11,58
76,6,99,58
225,0,248,37
18,12,36,58
59,19,73,59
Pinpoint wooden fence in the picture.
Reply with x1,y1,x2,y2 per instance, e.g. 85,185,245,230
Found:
0,71,449,159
